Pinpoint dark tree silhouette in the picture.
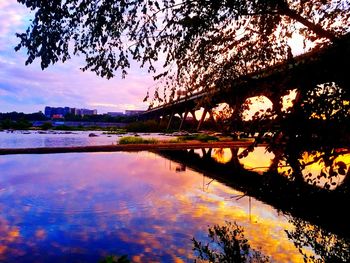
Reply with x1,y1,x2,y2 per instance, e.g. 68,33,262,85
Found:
15,1,350,101
192,221,269,263
286,217,350,263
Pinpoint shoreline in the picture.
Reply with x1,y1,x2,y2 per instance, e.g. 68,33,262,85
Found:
0,141,267,155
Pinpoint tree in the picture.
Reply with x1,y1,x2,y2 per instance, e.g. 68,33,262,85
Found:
192,221,269,262
15,0,350,103
286,217,350,263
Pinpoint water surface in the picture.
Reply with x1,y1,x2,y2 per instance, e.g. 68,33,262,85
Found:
0,130,171,148
0,151,320,262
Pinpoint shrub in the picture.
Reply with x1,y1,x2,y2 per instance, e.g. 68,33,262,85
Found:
193,221,269,263
41,122,53,130
118,136,159,144
180,133,219,142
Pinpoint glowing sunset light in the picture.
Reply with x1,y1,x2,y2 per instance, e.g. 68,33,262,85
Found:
211,148,232,164
0,152,327,261
238,147,275,173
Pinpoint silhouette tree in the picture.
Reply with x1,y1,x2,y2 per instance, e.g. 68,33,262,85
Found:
15,1,350,101
286,217,350,263
192,221,269,263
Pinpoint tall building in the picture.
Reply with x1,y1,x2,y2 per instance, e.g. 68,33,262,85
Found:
44,106,97,118
44,106,70,118
80,109,97,116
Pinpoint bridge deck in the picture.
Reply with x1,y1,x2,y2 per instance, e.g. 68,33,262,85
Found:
141,32,350,118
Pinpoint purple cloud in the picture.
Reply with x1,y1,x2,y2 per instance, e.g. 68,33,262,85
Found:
0,1,156,114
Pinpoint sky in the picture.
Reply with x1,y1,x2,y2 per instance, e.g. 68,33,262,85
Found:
0,1,306,116
0,1,156,114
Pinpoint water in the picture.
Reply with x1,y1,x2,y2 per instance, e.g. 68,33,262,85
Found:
0,151,331,262
0,130,171,148
0,132,348,262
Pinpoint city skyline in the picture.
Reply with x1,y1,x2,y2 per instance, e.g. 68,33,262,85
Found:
0,1,156,114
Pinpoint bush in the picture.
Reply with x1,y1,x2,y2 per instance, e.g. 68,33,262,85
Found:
41,122,53,130
180,133,219,142
193,221,269,263
54,125,74,131
126,120,161,132
103,128,127,135
118,136,159,144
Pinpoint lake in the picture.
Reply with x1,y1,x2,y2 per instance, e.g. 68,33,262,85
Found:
0,130,171,148
0,132,348,262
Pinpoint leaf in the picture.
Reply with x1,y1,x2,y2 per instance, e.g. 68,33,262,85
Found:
336,161,347,175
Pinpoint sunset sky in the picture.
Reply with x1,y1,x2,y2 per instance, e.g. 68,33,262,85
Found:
0,1,156,114
0,1,306,115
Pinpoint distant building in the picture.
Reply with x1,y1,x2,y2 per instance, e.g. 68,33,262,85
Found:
107,112,124,117
125,110,145,116
80,109,97,116
44,106,97,118
45,106,70,118
52,114,64,119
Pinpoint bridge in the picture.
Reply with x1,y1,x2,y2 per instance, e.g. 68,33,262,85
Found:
140,33,350,130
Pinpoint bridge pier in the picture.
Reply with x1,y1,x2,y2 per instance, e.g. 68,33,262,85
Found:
201,148,212,159
179,109,189,130
208,109,216,127
167,112,175,130
266,93,284,115
228,98,245,131
229,148,243,169
197,108,208,131
190,110,197,120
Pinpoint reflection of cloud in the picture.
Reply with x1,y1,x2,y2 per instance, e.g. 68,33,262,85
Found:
0,151,318,262
35,229,47,240
211,148,232,164
0,218,21,260
238,147,275,173
301,151,349,189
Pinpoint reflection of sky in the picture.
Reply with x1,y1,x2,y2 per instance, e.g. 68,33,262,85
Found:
238,147,275,173
209,146,275,173
0,152,313,262
0,131,172,148
298,152,349,189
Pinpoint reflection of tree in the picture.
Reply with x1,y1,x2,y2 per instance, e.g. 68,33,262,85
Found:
193,219,350,263
192,221,269,263
271,148,350,190
262,83,350,188
286,217,350,263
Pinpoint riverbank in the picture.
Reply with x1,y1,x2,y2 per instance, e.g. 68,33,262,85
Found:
0,141,266,155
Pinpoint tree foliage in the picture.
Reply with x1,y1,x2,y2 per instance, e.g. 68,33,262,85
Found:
192,221,269,263
286,217,350,263
15,0,350,102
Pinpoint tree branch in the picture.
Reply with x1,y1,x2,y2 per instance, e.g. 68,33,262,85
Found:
283,8,339,42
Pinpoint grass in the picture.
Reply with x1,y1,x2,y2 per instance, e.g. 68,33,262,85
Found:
168,137,186,143
118,136,159,145
102,129,127,135
178,133,220,142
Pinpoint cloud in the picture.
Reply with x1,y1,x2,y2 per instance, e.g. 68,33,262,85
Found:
0,1,31,48
0,1,157,114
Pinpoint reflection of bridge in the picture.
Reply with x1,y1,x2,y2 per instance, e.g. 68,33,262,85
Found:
156,148,350,238
141,33,350,130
